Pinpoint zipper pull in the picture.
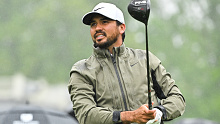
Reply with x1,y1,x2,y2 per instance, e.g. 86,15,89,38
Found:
111,54,116,64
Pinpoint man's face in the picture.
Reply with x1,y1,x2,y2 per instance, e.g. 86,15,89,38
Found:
90,15,120,49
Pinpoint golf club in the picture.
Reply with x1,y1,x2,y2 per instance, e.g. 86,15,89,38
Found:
128,0,152,110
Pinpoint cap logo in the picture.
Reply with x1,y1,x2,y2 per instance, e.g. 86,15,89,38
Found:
94,7,104,11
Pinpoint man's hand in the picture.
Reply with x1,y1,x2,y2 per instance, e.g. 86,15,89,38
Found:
121,104,156,123
146,108,163,124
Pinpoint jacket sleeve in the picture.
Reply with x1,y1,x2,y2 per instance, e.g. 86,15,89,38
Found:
149,52,186,121
153,63,186,120
68,64,115,124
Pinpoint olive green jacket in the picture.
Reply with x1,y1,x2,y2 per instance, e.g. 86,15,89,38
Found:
68,43,185,124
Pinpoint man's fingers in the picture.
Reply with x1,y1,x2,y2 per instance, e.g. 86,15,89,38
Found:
144,102,154,109
143,104,149,110
143,110,156,120
143,109,156,114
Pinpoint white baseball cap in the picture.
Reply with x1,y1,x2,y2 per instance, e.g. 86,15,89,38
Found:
82,3,125,25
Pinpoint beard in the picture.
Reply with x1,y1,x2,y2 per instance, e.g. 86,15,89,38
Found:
93,30,120,49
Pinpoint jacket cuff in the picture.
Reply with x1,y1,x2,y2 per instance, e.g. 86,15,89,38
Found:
154,105,167,120
113,111,122,123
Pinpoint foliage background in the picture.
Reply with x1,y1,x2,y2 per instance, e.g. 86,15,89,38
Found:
0,0,219,123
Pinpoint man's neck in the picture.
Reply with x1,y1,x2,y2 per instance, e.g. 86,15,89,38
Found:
108,40,123,54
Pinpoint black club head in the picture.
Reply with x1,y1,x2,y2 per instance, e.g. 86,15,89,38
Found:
128,0,151,24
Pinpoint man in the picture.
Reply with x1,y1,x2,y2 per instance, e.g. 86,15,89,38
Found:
68,2,185,124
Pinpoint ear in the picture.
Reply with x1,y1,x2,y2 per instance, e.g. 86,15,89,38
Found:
119,24,126,34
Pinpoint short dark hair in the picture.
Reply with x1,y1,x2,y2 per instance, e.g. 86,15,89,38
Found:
116,21,126,42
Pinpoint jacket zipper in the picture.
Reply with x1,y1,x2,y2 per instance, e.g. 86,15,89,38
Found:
111,54,128,111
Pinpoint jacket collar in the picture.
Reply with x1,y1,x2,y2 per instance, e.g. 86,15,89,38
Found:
93,43,127,58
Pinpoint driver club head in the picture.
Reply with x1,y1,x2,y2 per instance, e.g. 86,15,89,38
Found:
128,0,151,25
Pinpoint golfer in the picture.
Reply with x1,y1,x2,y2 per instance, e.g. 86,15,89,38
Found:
68,2,185,124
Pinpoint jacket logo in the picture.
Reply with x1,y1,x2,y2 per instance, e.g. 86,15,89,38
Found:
130,62,139,67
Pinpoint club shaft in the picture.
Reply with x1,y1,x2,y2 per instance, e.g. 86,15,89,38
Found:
145,24,152,110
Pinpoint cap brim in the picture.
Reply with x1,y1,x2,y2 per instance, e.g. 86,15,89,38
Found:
82,12,117,25
82,12,102,25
